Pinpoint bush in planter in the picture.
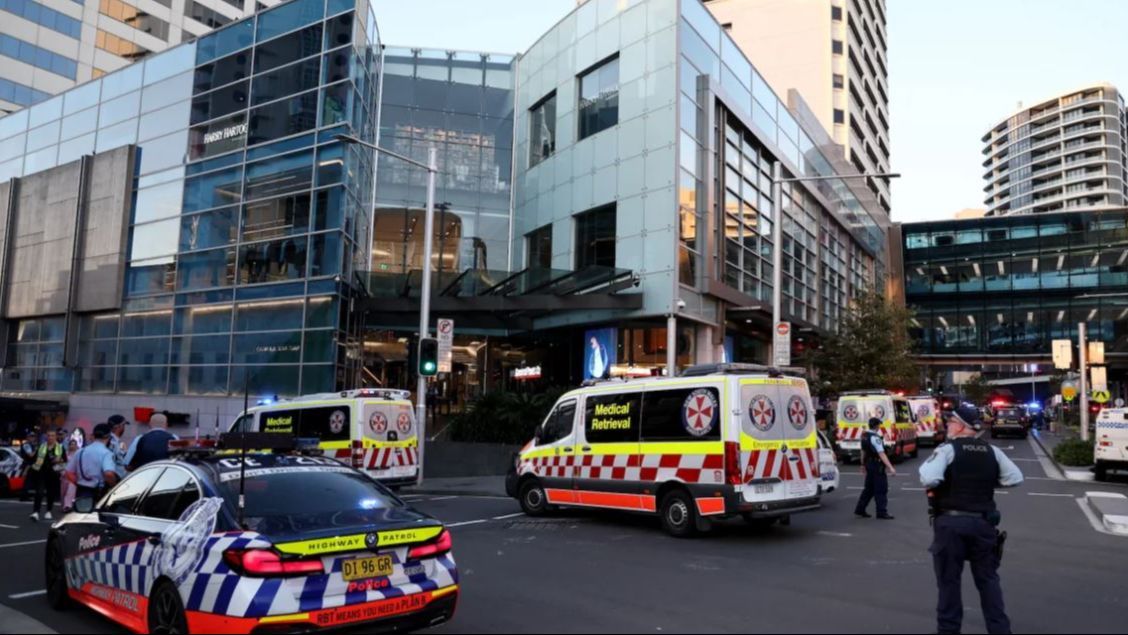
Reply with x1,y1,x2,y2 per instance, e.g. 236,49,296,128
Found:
449,388,568,445
1053,438,1095,467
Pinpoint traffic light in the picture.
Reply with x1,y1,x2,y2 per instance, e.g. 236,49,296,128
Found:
418,337,439,377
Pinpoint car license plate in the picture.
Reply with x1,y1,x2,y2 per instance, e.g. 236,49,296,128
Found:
841,441,859,449
754,484,775,495
342,555,394,582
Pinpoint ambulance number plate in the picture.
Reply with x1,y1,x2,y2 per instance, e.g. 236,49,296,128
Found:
342,555,394,581
754,484,775,495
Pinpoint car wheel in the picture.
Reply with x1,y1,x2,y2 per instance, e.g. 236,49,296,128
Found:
45,539,70,610
518,479,551,517
148,580,188,635
1095,462,1109,482
660,490,698,538
0,475,9,498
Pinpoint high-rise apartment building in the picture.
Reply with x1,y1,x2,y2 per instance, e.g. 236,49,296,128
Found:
982,83,1128,216
0,0,287,114
702,0,892,214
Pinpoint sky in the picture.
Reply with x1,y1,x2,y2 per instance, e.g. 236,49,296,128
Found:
373,0,1128,224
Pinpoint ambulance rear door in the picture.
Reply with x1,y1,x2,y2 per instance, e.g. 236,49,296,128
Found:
836,397,867,454
738,378,787,504
362,399,419,480
776,379,820,501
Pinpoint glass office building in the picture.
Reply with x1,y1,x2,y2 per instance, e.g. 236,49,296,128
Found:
0,0,381,418
903,210,1128,386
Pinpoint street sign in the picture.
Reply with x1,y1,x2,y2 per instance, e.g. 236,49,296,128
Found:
437,318,454,374
1052,339,1073,370
1088,341,1106,365
1116,398,1126,408
1092,390,1111,404
1062,379,1078,402
773,322,791,367
1090,365,1108,393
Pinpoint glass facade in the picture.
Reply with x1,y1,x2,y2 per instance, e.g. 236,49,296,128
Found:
904,211,1128,356
0,0,381,397
375,47,515,275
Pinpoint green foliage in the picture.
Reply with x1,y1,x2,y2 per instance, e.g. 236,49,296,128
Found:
1053,438,1095,467
963,373,992,406
448,388,569,445
806,291,920,398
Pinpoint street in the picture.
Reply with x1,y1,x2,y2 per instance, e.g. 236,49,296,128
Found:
1,436,1126,634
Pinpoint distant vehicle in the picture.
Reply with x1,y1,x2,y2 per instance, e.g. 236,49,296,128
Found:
507,364,823,537
46,435,458,634
816,431,840,493
990,406,1029,439
835,391,920,463
1095,408,1128,482
907,395,944,446
229,389,420,487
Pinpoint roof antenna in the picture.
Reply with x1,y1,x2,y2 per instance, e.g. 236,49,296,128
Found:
238,368,250,530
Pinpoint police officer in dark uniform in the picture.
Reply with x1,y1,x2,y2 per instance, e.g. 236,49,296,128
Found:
854,417,897,520
919,406,1024,635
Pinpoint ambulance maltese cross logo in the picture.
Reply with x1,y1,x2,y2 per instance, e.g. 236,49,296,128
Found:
397,412,412,435
844,404,859,421
682,389,718,437
787,396,808,431
749,395,776,432
369,412,388,435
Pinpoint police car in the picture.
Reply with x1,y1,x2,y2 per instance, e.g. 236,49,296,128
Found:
1095,407,1128,482
835,390,919,462
45,435,458,634
0,446,26,496
230,389,421,487
507,364,823,538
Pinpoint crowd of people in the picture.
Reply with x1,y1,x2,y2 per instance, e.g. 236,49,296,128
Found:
15,413,176,521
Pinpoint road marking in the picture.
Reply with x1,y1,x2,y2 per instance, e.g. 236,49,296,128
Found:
492,513,524,521
1028,493,1074,498
1076,497,1127,538
8,590,45,600
901,487,926,491
447,519,491,528
0,539,46,550
1028,435,1065,480
817,531,853,538
425,496,459,502
0,524,18,529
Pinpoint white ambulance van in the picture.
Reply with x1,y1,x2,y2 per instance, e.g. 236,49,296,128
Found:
229,389,419,486
908,395,944,446
1095,407,1128,482
835,390,920,462
506,364,823,538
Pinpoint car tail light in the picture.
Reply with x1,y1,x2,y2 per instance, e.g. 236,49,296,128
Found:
1099,441,1112,447
407,530,452,561
724,441,743,486
351,440,365,469
223,549,324,577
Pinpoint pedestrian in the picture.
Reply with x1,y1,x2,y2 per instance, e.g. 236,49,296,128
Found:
124,413,177,472
854,417,896,520
18,431,38,502
29,429,65,522
65,423,119,505
60,438,79,512
107,414,129,478
919,406,1024,635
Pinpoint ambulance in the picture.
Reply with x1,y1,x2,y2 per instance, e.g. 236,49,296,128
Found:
229,389,419,486
835,390,919,463
505,364,823,538
907,395,944,446
1095,407,1128,482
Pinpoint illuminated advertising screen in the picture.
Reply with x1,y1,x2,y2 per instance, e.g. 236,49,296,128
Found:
583,328,617,380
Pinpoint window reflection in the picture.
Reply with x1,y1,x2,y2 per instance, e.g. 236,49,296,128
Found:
239,238,309,284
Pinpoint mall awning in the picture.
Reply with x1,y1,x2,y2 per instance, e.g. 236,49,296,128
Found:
356,266,643,332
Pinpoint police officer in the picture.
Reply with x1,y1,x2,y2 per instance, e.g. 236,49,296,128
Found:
854,417,897,520
919,406,1024,635
65,423,119,504
107,414,129,478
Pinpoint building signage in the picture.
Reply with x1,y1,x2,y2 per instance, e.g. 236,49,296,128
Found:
203,122,248,145
512,366,542,381
1053,340,1073,370
437,319,454,374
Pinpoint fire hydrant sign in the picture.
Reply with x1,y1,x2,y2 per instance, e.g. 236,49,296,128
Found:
773,322,791,368
437,319,454,374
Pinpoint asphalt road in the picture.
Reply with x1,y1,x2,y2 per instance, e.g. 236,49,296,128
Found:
2,437,1126,634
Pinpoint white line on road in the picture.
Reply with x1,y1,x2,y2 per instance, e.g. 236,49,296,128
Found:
425,496,459,502
1076,497,1126,538
8,590,45,600
0,539,46,550
901,487,926,491
1028,493,1075,498
1010,458,1041,463
492,513,524,521
0,524,18,529
446,519,490,528
817,531,853,538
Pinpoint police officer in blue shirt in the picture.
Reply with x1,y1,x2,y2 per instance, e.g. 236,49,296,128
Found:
854,417,897,520
65,424,120,503
919,406,1024,635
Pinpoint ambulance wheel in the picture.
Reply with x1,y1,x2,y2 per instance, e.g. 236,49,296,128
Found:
148,579,189,635
518,479,552,517
660,490,698,538
910,442,919,459
1095,462,1109,482
45,539,71,610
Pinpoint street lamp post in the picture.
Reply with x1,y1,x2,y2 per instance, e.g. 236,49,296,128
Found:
768,167,901,366
337,134,437,486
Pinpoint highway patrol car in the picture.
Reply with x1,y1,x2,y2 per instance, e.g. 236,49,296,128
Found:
907,395,944,446
229,389,420,487
45,435,458,634
835,390,920,462
1095,407,1128,482
507,364,823,538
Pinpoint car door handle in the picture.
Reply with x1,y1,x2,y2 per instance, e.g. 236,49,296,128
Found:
146,534,161,546
581,446,592,453
562,447,574,454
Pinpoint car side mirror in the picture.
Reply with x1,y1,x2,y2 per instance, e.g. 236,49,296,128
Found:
74,497,95,514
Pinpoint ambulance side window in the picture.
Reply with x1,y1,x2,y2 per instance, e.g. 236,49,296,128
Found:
584,392,641,444
538,400,576,446
641,387,721,441
895,401,913,423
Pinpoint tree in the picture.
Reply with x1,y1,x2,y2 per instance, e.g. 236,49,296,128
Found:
805,291,920,398
962,372,992,405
